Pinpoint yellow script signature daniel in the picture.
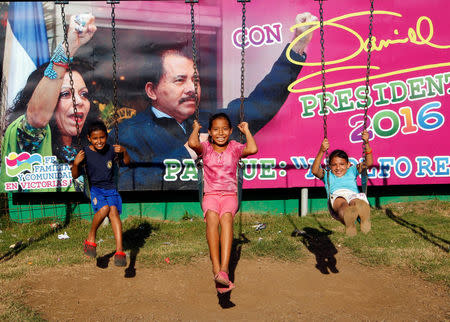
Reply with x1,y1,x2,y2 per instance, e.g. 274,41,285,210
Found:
287,10,450,93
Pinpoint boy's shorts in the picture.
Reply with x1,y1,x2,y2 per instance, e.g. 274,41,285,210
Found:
202,192,238,221
330,189,369,208
90,186,122,214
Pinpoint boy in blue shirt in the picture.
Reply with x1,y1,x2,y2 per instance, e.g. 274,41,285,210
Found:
311,130,373,236
72,121,130,266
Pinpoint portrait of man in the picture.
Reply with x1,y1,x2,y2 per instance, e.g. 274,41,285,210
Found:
112,12,317,191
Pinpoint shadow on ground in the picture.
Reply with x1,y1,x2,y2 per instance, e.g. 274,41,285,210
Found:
123,222,154,277
286,215,339,274
385,208,449,253
95,221,155,275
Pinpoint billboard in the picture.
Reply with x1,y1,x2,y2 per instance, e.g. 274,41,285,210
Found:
1,0,449,193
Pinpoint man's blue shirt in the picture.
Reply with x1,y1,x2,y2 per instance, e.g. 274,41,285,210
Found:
114,45,306,190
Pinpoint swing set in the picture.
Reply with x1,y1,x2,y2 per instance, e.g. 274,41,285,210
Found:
189,0,376,218
64,0,375,210
187,0,249,212
56,0,250,212
6,0,377,223
315,0,375,212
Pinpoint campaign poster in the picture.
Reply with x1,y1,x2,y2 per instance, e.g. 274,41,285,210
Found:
1,0,449,193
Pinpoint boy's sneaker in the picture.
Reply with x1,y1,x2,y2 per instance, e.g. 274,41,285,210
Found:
114,251,127,267
83,240,97,258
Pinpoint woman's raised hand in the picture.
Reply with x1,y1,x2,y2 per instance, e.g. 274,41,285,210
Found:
68,13,97,56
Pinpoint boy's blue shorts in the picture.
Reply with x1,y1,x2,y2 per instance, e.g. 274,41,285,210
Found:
90,186,122,214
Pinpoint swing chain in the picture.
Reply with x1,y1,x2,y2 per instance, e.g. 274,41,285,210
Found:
189,1,200,121
59,3,81,148
318,0,326,142
362,0,374,153
361,0,374,195
318,0,330,192
110,1,119,147
239,0,247,143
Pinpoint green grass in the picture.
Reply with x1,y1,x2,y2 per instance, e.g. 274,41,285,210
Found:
0,288,44,322
0,200,449,320
334,200,450,285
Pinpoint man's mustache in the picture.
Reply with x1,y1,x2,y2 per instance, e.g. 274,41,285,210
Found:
179,95,197,104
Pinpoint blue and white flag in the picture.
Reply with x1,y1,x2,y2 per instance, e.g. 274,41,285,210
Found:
3,2,49,110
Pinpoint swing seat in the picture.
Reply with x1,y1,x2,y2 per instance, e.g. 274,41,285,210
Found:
327,199,340,221
195,158,244,212
361,168,368,195
195,158,204,204
236,160,244,212
82,175,91,200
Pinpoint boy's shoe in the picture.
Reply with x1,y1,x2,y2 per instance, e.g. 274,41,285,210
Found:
83,240,97,258
214,271,230,286
343,207,358,237
114,251,127,267
354,199,371,234
216,281,236,294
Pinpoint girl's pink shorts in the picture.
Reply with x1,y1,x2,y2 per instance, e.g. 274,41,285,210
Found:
202,192,238,221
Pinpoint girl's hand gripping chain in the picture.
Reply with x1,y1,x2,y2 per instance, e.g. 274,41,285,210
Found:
188,120,203,157
361,130,369,144
311,138,330,179
358,130,373,172
237,121,250,135
238,122,258,158
193,119,202,133
321,138,330,153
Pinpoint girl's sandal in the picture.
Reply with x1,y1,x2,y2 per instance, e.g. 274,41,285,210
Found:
214,271,230,286
216,281,236,294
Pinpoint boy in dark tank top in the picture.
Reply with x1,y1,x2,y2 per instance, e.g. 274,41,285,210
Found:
72,120,130,266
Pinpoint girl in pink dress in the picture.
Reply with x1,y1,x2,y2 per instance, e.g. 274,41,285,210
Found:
188,113,258,293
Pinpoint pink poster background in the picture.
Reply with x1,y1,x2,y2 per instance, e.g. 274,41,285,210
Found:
221,0,450,189
2,1,448,193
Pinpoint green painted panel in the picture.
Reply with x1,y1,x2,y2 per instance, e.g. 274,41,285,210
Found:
5,192,450,223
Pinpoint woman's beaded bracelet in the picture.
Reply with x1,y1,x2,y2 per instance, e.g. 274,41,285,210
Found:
44,43,73,79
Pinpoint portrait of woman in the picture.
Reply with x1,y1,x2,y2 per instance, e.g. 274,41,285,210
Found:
0,14,98,191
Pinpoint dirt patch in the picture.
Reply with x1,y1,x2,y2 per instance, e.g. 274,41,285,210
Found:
6,248,449,321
